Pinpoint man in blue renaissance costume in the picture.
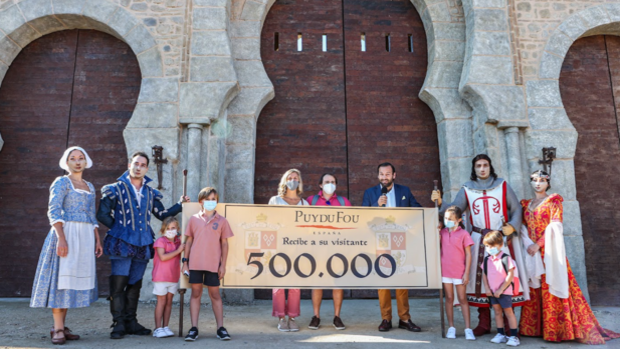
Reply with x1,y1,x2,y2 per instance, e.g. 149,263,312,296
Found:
97,151,188,339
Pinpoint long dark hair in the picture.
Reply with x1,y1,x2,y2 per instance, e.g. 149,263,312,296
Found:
470,154,497,181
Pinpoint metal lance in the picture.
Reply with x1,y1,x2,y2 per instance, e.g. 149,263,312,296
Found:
434,180,446,338
178,169,188,337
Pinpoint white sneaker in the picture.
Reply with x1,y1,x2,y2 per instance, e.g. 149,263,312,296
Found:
277,318,290,332
446,326,456,339
163,326,174,337
465,328,476,340
490,333,508,343
506,336,520,346
288,317,300,332
153,327,167,338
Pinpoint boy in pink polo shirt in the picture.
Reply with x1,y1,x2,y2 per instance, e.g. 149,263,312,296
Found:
182,187,234,342
482,231,520,347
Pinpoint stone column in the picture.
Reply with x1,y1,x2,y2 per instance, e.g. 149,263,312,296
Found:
187,123,204,202
504,127,524,199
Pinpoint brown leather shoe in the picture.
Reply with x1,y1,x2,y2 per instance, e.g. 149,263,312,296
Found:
398,319,421,332
50,327,79,340
378,319,392,332
63,327,80,340
51,329,66,345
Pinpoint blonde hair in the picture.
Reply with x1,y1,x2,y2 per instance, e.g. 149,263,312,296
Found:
277,169,303,197
198,187,219,202
159,216,179,235
483,230,504,247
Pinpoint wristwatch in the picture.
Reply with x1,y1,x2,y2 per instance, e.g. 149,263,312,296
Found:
182,258,189,263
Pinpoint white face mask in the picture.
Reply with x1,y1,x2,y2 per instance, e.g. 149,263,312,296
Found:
165,229,177,239
531,180,548,193
322,183,336,195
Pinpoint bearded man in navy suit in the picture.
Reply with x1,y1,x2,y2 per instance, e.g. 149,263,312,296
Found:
362,162,422,333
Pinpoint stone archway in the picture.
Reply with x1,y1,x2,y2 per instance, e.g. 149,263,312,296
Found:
530,4,620,305
0,0,175,297
225,0,472,206
0,29,142,296
0,0,177,162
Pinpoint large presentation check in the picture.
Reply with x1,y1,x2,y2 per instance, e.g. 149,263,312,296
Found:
181,203,441,289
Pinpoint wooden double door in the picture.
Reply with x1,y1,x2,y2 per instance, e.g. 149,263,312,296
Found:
254,0,441,299
560,35,620,306
0,30,141,297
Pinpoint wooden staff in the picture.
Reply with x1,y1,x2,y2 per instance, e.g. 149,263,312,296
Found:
434,180,446,339
178,169,188,337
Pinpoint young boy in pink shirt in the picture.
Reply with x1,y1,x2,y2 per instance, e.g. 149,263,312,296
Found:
482,231,520,347
440,206,475,340
182,187,234,342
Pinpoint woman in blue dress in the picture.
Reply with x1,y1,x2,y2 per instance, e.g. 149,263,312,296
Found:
30,146,103,345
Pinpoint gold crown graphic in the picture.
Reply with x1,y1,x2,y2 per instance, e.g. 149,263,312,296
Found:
385,215,396,224
256,213,267,222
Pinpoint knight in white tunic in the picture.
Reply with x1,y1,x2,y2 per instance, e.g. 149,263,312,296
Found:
431,154,529,337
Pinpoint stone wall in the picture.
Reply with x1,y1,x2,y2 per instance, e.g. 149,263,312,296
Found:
1,0,615,302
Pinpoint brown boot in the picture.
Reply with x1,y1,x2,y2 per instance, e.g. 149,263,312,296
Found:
472,307,492,336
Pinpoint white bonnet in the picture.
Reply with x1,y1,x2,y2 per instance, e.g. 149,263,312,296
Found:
59,146,93,172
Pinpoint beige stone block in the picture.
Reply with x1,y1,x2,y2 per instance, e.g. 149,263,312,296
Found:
107,6,139,37
227,86,274,116
427,60,463,88
231,37,260,59
179,81,239,120
235,60,272,87
0,33,21,64
52,0,85,14
18,0,52,22
230,20,261,38
526,80,562,108
463,55,513,85
193,7,227,30
528,107,574,131
525,131,577,164
577,5,610,30
473,9,508,31
137,46,164,78
124,25,157,54
539,51,563,80
138,77,180,103
127,103,178,128
0,5,26,35
191,30,232,56
557,13,587,40
240,0,265,21
190,56,236,82
83,0,118,23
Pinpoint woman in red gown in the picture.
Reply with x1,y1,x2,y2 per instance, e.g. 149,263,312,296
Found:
519,170,619,345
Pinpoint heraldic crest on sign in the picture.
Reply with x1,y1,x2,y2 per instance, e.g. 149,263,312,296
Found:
370,215,413,275
240,213,283,275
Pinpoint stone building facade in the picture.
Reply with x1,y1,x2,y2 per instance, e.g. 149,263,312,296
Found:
0,0,618,305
